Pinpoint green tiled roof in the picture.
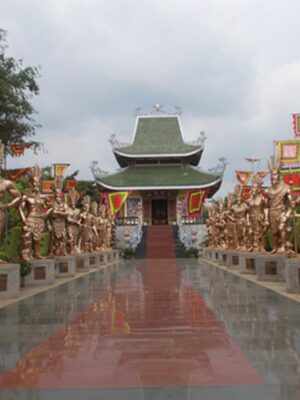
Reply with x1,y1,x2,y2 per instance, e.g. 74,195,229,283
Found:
115,116,201,155
96,165,221,190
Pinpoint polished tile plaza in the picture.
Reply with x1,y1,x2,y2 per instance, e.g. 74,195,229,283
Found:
0,259,300,399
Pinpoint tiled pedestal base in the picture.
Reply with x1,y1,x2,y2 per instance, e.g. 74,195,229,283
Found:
75,254,89,272
88,253,100,268
225,252,240,270
239,253,257,275
25,259,55,286
256,254,286,282
285,258,300,293
0,264,20,299
55,256,76,278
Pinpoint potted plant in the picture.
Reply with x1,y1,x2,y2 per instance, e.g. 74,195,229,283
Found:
122,247,135,260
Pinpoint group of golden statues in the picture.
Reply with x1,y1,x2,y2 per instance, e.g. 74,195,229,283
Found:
0,148,114,262
206,156,296,254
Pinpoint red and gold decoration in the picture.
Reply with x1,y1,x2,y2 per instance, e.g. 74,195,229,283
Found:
6,167,31,180
275,140,300,165
280,167,300,194
10,143,33,157
186,190,206,216
52,163,70,177
235,171,253,186
108,191,129,215
64,180,79,191
292,114,300,138
41,180,55,194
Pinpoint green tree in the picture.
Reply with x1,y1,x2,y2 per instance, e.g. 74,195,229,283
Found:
0,29,41,153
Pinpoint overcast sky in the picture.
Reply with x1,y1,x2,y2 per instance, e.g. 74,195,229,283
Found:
2,0,300,196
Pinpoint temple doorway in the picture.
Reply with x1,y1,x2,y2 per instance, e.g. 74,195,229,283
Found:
151,199,168,225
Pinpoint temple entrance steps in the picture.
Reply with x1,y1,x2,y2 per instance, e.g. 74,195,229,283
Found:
134,225,189,259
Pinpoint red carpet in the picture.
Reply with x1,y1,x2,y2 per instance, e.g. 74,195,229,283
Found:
146,225,175,258
0,259,261,389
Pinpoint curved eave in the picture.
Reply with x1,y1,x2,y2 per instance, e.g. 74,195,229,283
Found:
113,146,202,158
113,148,203,167
95,175,222,196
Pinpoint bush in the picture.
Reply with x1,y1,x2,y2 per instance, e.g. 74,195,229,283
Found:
187,246,199,258
122,247,135,259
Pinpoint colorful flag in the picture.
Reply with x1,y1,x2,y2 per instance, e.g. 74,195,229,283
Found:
186,190,206,216
280,168,300,192
10,143,26,157
64,180,79,191
275,140,300,165
235,171,253,186
6,167,31,180
108,192,129,215
52,163,70,177
41,180,54,194
293,114,300,137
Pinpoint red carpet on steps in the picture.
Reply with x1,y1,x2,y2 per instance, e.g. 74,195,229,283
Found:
146,225,175,258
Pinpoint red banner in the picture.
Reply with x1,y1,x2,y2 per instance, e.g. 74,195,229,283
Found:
186,190,206,217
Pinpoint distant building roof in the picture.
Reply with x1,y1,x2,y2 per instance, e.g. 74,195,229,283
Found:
95,164,221,195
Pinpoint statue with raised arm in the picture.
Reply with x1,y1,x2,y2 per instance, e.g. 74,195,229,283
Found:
48,180,68,257
0,142,21,258
19,165,51,261
66,187,81,254
247,173,268,252
265,156,294,254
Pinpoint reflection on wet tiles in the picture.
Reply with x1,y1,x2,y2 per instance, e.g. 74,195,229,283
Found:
1,259,300,398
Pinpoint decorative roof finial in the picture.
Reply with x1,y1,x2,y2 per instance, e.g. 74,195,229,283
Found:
151,104,165,114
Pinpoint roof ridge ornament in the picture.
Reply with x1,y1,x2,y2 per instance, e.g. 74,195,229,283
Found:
151,104,165,114
108,134,130,149
187,130,207,146
208,157,227,176
89,161,109,178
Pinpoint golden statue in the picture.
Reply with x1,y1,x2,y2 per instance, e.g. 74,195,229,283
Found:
246,173,268,252
231,185,249,251
224,193,236,249
80,195,96,253
0,142,21,251
19,165,51,261
265,156,294,254
91,201,100,252
104,209,114,251
66,187,81,254
215,198,226,248
48,180,68,257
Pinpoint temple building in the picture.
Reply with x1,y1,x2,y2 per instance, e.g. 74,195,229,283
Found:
92,109,225,225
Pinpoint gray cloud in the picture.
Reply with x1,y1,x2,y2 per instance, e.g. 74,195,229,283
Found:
2,0,300,196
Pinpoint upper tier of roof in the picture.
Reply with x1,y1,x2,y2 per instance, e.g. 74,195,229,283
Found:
113,115,203,159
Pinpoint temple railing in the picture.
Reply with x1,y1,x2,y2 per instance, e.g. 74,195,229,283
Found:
115,217,139,226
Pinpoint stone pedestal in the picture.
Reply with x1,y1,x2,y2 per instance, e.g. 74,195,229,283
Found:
0,264,20,299
225,252,240,270
88,253,100,268
75,254,89,272
218,251,228,266
25,259,55,287
285,258,300,293
99,252,112,265
112,250,120,262
55,256,76,278
239,253,258,275
256,254,286,282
